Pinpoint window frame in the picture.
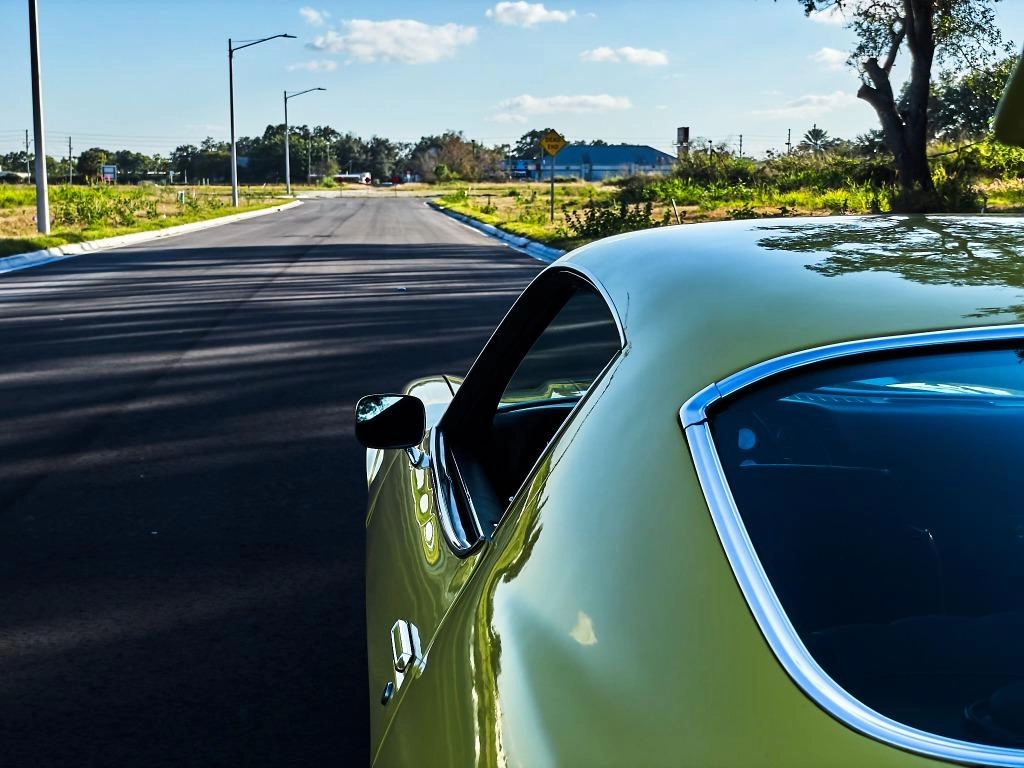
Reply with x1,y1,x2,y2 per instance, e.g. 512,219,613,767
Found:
680,323,1024,766
431,265,625,558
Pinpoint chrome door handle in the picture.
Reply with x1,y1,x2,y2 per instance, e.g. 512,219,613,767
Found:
391,619,422,674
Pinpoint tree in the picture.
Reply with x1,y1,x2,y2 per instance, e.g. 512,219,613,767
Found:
799,124,835,154
792,0,1009,210
928,54,1020,139
332,132,370,174
366,136,405,180
513,129,556,161
77,147,109,181
1,150,30,175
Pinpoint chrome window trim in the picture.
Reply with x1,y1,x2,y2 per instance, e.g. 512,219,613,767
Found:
679,323,1024,766
556,263,628,349
431,266,625,558
429,428,483,557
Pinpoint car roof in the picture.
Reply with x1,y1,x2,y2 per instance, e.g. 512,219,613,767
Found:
560,215,1024,389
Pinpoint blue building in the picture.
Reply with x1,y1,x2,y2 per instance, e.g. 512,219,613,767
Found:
527,144,676,181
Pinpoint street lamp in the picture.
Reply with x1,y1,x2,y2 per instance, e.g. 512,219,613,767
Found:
228,33,295,207
28,0,49,234
284,87,325,196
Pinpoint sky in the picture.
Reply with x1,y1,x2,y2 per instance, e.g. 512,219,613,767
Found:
3,0,1024,163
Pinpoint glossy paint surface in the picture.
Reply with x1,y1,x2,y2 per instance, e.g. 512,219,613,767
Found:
364,376,475,751
367,216,1024,766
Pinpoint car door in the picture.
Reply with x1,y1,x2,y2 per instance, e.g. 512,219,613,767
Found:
365,266,623,761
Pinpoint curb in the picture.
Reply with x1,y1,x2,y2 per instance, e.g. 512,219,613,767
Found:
0,199,304,275
426,202,565,263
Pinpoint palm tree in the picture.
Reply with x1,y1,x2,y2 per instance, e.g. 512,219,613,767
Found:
800,124,833,155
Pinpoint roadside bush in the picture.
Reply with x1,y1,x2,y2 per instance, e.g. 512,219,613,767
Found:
50,186,162,228
564,199,670,239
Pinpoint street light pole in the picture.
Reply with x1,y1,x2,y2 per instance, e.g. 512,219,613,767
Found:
283,87,325,196
28,0,49,234
228,33,295,207
228,39,237,206
284,92,288,196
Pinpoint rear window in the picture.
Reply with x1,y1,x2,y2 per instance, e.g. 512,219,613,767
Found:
709,345,1024,748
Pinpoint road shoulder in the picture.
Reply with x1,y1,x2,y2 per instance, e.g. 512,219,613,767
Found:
0,200,303,275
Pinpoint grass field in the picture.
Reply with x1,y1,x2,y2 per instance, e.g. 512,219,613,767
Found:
432,177,1024,250
0,183,314,258
4,177,1023,260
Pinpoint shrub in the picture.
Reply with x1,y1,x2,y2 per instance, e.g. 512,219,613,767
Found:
564,200,670,238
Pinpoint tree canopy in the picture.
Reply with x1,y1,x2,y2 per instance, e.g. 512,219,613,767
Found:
793,0,1011,209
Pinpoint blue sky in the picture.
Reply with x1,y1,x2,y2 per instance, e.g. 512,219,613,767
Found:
3,1,1023,161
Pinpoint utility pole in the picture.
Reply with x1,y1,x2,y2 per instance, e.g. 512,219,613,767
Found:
68,136,73,184
739,134,743,158
28,0,50,234
25,130,30,176
786,129,792,155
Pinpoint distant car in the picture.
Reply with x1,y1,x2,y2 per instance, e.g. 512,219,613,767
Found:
333,172,371,185
357,215,1024,766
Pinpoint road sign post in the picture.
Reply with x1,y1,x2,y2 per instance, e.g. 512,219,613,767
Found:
540,129,566,224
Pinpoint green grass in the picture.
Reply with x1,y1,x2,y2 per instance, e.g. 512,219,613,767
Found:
0,186,37,209
1,184,286,258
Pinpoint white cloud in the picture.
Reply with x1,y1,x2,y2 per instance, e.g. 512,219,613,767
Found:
580,46,667,66
486,112,529,124
486,2,575,27
307,19,477,64
580,46,617,63
754,90,859,119
810,47,847,70
496,93,632,115
287,59,338,72
299,7,329,27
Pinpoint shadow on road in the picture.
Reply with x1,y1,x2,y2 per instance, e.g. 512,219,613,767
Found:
0,240,540,766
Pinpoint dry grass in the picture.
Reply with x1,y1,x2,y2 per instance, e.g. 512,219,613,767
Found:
0,184,285,257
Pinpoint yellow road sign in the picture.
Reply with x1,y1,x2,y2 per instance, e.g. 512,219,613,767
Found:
540,130,567,156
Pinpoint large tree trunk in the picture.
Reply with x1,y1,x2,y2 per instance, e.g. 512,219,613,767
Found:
856,0,937,210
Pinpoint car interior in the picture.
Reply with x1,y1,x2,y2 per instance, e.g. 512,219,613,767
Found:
710,345,1024,747
436,271,622,550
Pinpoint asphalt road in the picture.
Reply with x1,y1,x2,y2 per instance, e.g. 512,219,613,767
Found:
0,198,542,767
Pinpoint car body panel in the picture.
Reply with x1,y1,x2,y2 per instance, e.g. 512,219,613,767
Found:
561,216,1024,401
372,341,945,766
365,374,475,751
366,215,1024,765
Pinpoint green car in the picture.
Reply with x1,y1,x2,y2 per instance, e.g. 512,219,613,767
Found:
358,215,1024,766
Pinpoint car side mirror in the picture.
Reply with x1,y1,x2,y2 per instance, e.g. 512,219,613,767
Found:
355,394,426,449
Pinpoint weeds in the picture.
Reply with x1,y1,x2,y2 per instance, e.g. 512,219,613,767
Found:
564,200,670,238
